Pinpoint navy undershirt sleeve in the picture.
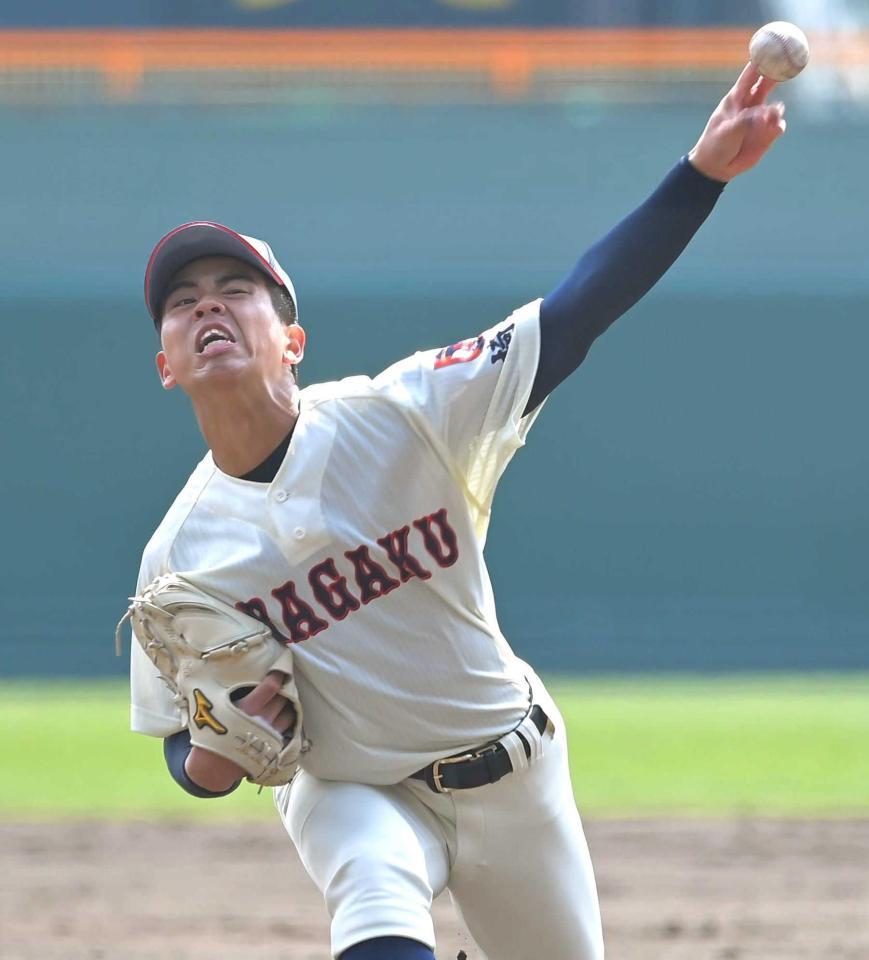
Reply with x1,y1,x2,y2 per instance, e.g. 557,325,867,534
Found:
163,729,242,799
525,157,725,414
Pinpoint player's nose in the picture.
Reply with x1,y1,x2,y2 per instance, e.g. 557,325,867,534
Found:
194,297,226,319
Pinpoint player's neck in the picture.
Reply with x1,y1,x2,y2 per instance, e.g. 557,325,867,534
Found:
192,378,300,478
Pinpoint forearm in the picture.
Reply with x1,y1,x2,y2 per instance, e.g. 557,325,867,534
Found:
163,730,243,798
526,157,725,412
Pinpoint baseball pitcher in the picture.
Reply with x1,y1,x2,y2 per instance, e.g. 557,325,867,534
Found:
120,64,786,960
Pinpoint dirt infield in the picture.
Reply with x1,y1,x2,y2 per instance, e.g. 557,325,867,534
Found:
1,817,867,959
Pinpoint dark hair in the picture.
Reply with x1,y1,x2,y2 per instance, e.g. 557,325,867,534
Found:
268,281,297,326
267,281,301,384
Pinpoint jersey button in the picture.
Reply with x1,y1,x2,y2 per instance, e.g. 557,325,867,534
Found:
275,490,288,503
293,527,306,540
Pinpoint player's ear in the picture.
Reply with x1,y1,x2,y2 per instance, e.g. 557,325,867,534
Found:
282,323,306,368
156,351,177,390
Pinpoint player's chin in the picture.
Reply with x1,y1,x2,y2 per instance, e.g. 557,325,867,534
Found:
190,348,252,383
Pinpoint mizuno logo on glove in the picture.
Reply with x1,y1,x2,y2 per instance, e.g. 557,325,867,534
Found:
192,688,228,735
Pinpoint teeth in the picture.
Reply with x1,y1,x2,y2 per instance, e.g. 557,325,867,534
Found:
200,328,232,351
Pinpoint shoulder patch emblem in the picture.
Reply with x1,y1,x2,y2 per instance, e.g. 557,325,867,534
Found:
191,688,228,735
434,335,484,369
488,323,515,364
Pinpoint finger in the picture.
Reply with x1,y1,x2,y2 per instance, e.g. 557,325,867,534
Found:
272,701,298,736
239,670,286,715
731,61,761,102
725,105,786,175
261,669,289,693
762,101,786,132
715,104,760,140
747,75,778,107
726,101,785,137
258,691,290,726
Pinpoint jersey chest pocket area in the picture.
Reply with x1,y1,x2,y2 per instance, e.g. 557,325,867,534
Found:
268,494,334,565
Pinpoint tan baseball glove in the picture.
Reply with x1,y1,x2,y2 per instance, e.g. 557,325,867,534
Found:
116,573,306,787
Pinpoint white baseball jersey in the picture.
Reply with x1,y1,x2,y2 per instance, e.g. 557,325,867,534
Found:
130,299,546,784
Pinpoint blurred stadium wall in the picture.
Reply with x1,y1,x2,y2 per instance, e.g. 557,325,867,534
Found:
2,2,867,675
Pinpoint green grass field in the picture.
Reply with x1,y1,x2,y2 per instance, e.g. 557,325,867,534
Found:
2,675,867,819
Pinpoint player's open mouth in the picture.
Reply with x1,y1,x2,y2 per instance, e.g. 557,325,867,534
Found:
196,324,237,356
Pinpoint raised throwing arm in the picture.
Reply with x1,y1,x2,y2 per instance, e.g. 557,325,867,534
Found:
526,63,785,413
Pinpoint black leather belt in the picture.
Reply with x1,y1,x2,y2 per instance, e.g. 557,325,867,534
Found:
411,704,550,794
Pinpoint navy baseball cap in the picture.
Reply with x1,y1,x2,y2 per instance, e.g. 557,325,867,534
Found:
144,221,298,324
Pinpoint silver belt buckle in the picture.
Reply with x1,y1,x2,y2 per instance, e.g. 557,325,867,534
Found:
431,743,499,793
430,752,475,793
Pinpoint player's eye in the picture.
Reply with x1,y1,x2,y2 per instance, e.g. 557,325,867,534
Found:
173,297,196,308
224,288,249,295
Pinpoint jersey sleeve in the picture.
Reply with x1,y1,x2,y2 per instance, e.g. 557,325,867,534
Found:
373,299,544,533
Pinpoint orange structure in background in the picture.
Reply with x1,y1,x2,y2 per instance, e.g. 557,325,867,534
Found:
0,28,864,99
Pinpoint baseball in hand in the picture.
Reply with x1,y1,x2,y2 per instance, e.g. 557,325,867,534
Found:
749,22,809,82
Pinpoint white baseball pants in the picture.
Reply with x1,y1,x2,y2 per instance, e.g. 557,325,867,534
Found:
274,675,604,960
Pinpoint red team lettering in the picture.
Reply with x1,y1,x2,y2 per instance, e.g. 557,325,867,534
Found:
237,508,459,644
271,580,330,642
344,545,401,604
433,335,484,369
376,525,432,583
412,508,460,568
308,558,361,620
